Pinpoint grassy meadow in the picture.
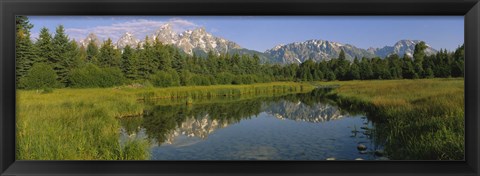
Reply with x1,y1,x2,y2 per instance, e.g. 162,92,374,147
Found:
16,82,315,160
322,78,464,160
16,79,464,160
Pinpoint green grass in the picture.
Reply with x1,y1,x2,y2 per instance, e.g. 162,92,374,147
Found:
16,82,315,160
16,79,464,160
322,78,464,160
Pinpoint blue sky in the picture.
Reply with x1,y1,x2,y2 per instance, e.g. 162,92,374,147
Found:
28,16,464,51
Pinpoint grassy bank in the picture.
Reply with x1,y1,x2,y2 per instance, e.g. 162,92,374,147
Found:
16,82,315,160
322,78,464,160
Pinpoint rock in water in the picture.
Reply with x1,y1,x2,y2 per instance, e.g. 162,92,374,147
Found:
374,150,385,156
357,144,367,151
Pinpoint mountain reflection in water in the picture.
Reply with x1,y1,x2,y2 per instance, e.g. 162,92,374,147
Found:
119,89,384,160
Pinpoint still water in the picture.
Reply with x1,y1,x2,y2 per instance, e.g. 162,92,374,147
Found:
119,89,386,160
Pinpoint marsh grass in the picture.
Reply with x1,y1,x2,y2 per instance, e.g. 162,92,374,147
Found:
130,82,313,100
324,78,464,160
16,82,314,160
17,79,463,160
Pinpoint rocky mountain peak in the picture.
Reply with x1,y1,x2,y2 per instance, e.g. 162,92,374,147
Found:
265,39,376,64
116,32,140,49
159,23,173,30
371,39,437,58
151,23,178,44
175,26,241,55
79,32,102,48
192,27,206,33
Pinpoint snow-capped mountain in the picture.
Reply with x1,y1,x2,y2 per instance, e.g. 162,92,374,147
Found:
176,27,242,55
116,32,140,49
265,39,438,64
151,23,179,44
79,23,243,55
79,33,102,48
368,40,438,58
265,40,376,64
265,101,345,123
78,24,439,64
148,24,242,55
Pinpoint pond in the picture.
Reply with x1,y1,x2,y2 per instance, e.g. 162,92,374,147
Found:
119,89,387,160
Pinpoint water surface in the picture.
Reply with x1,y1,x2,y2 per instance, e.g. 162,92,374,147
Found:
120,89,386,160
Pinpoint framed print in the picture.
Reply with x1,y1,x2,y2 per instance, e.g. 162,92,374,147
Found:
1,0,479,175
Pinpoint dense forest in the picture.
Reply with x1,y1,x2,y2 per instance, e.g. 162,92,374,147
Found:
16,16,465,90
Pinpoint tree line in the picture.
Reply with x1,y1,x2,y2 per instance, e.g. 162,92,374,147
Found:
16,16,465,90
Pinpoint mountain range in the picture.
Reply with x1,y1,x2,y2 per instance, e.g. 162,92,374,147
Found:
78,23,439,64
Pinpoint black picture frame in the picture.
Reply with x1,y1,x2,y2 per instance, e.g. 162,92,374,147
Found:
1,0,479,175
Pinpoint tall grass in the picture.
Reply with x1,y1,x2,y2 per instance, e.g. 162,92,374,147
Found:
324,78,464,160
16,82,315,160
127,82,314,100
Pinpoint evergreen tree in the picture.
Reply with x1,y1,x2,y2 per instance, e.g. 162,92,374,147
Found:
136,37,154,79
63,40,85,85
424,67,434,78
153,38,172,71
359,57,373,80
52,25,73,85
402,54,416,79
78,45,88,66
386,54,402,79
36,27,54,63
451,44,464,77
16,16,33,33
16,16,36,83
413,41,427,62
349,57,361,80
121,45,138,80
86,40,99,63
172,48,187,72
334,50,349,80
98,38,121,68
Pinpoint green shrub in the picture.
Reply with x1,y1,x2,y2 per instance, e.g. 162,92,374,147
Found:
68,63,126,88
216,72,235,85
190,74,211,86
19,63,60,89
179,70,193,86
149,70,180,87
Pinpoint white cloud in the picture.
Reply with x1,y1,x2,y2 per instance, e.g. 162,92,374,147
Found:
65,18,198,42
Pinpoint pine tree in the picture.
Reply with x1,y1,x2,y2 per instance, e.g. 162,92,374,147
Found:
359,57,373,80
78,45,87,66
153,38,172,71
334,50,349,80
52,25,73,85
16,16,33,33
121,45,138,80
451,44,464,77
136,38,154,79
86,40,99,63
35,27,54,63
98,38,121,68
413,41,428,63
66,40,82,71
16,16,36,84
349,57,361,80
402,54,416,79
